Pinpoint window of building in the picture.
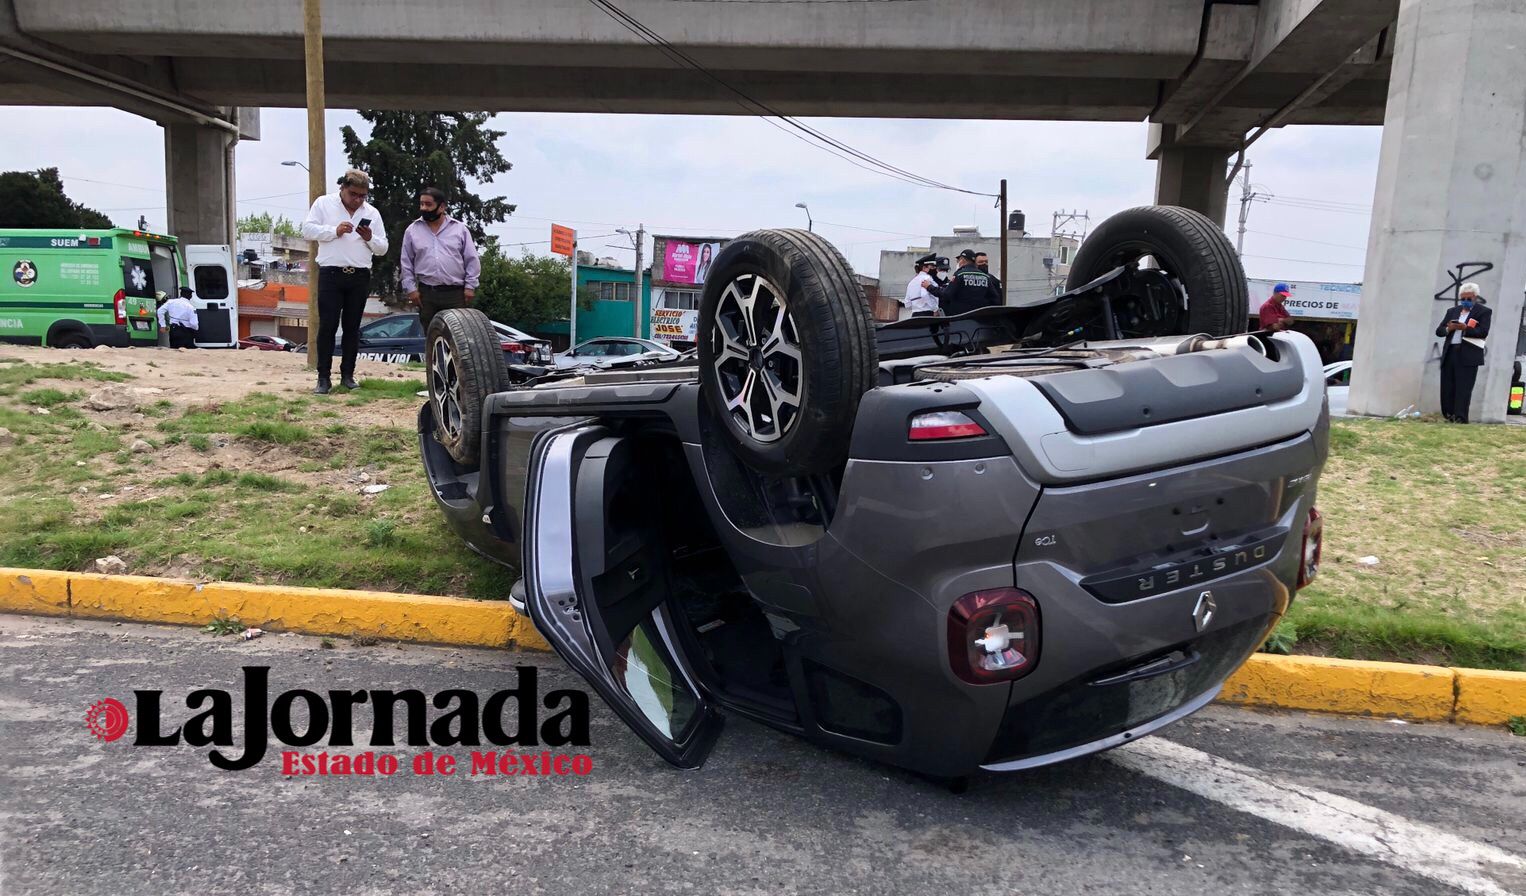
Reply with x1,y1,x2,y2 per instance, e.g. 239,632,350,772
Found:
662,289,700,310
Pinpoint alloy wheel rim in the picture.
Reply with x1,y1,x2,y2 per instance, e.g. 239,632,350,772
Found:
430,336,463,444
710,273,803,443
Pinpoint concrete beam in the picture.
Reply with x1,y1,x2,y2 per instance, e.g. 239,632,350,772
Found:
1153,3,1258,125
1348,0,1526,424
1170,0,1397,145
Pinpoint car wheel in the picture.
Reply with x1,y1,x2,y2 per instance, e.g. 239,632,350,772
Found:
1065,205,1248,338
426,308,509,467
698,228,876,476
53,331,92,349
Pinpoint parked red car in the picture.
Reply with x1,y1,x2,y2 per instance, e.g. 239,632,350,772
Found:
239,335,295,352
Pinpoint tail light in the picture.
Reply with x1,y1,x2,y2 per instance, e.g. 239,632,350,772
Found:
501,341,525,354
909,410,986,441
947,588,1040,684
1298,507,1323,589
113,289,127,325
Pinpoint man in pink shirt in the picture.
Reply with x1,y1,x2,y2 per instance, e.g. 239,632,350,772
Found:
401,187,482,332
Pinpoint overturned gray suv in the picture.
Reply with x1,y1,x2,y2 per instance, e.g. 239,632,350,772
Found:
418,206,1328,779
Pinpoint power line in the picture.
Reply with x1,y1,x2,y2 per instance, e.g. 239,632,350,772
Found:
584,0,994,198
1247,230,1368,251
1242,253,1365,268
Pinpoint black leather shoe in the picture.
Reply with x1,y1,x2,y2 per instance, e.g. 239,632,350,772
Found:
341,377,359,390
314,377,331,395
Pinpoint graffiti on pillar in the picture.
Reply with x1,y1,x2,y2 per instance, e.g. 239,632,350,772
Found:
1433,261,1493,303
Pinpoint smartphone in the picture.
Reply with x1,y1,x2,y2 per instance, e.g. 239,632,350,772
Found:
358,218,371,228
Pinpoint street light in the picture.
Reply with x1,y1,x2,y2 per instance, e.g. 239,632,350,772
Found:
794,202,812,232
281,160,309,171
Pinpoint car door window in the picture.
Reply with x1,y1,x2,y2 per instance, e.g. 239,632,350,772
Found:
1326,368,1351,387
577,342,608,357
406,317,425,339
610,342,641,356
365,317,415,340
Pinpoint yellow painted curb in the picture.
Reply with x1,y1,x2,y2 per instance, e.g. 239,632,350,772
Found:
1454,667,1526,725
0,568,70,618
1219,653,1456,721
0,567,547,651
0,567,1515,727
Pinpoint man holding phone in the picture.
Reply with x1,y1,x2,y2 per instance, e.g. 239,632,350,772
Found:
300,168,389,394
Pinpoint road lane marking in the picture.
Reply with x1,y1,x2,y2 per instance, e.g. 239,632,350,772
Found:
1110,737,1526,896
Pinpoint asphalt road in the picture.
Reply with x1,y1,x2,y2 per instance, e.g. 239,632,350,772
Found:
3,616,1523,896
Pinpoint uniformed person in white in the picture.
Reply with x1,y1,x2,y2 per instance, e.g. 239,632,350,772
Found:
157,287,200,349
902,253,942,319
300,169,389,394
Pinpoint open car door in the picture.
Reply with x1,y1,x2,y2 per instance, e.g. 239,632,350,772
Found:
183,244,238,348
522,423,723,768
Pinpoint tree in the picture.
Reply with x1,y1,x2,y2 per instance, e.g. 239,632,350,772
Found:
0,168,114,229
340,112,515,302
474,247,590,330
236,212,298,237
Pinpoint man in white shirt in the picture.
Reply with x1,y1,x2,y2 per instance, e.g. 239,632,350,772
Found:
300,168,389,393
902,254,942,319
157,287,199,349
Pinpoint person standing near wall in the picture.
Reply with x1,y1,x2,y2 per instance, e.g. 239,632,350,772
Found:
301,169,388,394
1435,282,1492,423
402,187,481,333
1258,283,1294,332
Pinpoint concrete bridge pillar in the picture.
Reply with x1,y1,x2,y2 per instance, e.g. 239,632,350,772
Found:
1147,123,1232,227
1348,0,1526,423
163,120,235,246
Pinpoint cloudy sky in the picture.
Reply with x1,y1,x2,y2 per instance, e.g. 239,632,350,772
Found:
3,105,1381,285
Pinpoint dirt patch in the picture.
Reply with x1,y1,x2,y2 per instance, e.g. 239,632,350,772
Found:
0,344,423,430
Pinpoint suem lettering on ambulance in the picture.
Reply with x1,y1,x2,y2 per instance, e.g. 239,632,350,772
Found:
0,228,236,349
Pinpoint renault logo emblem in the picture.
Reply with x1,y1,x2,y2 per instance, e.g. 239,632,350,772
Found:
1192,590,1216,633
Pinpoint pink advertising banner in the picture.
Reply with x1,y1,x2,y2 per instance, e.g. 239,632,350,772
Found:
661,239,722,286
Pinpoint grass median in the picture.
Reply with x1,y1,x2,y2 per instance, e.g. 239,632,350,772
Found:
0,355,1521,670
0,357,514,600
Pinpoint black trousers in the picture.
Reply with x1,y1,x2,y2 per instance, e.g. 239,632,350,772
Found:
317,267,371,379
168,324,197,349
418,284,467,333
1439,352,1479,423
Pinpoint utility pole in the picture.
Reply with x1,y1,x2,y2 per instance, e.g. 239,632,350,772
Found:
1234,160,1269,257
569,233,579,349
998,179,1008,305
302,0,324,368
632,224,645,339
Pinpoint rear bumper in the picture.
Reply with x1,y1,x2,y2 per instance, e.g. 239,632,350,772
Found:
86,323,132,348
979,614,1270,770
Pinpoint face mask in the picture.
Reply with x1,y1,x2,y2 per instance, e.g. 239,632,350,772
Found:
1460,299,1474,309
420,209,441,222
978,264,989,273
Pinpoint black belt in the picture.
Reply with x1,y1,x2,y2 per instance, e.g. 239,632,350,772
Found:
320,265,370,274
419,283,465,290
169,323,195,329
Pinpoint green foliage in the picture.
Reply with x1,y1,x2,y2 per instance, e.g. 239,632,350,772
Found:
340,111,515,300
0,168,114,229
236,212,299,237
363,519,399,546
204,615,247,637
1259,620,1298,655
235,421,312,444
1508,716,1526,737
21,388,82,408
476,247,577,329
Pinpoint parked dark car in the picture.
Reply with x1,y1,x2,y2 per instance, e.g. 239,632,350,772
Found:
416,209,1329,780
296,312,551,367
238,334,294,352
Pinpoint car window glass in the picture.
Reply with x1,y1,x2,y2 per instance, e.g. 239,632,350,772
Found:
407,318,425,339
613,619,699,741
611,342,641,356
193,265,229,301
579,343,607,357
366,317,415,339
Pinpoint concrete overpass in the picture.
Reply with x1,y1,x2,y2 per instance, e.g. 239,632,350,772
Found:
0,0,1521,421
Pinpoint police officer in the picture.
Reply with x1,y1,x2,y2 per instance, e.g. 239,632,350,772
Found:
902,253,943,318
975,251,1003,299
940,249,1002,316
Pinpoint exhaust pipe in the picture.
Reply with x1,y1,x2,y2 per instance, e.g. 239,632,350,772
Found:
1185,333,1270,357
